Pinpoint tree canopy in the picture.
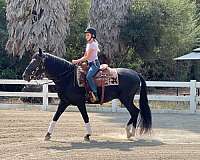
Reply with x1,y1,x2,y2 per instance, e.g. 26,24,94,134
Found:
119,0,199,80
6,0,70,57
121,0,198,59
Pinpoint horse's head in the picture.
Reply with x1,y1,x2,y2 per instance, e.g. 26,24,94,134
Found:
22,48,46,82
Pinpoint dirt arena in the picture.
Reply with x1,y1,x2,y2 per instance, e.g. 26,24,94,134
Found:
0,109,200,160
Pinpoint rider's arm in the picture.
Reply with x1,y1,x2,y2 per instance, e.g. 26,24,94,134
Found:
72,42,97,64
77,48,94,63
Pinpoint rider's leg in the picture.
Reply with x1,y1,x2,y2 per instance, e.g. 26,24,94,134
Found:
86,63,100,101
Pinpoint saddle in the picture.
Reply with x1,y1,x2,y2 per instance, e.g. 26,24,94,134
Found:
77,62,119,104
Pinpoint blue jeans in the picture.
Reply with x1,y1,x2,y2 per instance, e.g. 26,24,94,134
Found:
86,60,100,93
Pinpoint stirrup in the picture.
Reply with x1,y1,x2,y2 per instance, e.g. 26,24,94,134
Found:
89,91,97,103
94,92,99,102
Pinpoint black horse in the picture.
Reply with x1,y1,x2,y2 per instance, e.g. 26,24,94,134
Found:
22,49,152,141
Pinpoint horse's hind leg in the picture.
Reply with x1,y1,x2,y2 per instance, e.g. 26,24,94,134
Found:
120,97,140,138
45,100,70,141
129,103,140,137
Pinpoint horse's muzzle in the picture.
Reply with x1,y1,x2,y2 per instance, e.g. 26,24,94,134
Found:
22,72,31,82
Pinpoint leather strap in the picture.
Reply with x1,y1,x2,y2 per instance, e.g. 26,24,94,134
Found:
100,73,106,105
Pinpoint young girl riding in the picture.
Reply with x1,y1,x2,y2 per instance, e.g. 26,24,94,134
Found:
72,27,100,102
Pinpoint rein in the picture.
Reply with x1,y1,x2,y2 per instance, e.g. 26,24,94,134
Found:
29,54,77,86
33,68,75,86
48,64,76,81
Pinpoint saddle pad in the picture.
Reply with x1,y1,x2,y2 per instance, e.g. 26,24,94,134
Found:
76,66,119,87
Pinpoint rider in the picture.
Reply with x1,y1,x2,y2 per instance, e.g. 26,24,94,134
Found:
72,27,100,102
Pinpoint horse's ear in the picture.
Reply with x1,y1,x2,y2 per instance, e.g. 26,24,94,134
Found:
39,48,43,56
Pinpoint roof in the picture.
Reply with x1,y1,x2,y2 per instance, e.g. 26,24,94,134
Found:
174,48,200,61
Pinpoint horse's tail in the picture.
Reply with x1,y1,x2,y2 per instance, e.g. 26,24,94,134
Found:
138,74,152,134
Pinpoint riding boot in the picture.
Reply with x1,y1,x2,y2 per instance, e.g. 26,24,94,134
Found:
89,91,96,103
94,92,99,102
89,91,99,103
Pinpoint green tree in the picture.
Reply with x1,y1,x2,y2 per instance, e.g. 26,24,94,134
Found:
65,0,90,60
120,0,199,80
0,0,7,51
0,0,30,82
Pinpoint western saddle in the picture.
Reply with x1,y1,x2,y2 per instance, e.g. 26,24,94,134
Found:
76,62,119,104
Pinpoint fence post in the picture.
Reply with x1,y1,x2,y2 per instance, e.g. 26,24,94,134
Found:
190,80,196,113
112,99,119,112
42,78,48,111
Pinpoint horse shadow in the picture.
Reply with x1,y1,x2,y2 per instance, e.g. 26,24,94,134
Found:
43,138,164,152
96,112,200,135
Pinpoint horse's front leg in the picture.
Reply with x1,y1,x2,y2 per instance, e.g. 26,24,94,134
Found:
45,100,70,141
77,103,91,141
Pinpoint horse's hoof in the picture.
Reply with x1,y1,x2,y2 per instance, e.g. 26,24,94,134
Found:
125,126,132,139
44,132,51,141
126,133,132,139
84,134,91,141
132,127,136,137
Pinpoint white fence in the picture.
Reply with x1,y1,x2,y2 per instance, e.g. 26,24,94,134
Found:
0,79,199,113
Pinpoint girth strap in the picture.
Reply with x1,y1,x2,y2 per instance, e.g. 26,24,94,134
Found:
100,73,106,105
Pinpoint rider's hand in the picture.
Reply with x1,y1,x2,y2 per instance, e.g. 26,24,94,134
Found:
72,59,79,64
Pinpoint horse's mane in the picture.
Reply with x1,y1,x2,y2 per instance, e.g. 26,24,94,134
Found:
98,53,111,65
44,53,74,76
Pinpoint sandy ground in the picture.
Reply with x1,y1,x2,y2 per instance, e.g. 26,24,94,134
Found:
0,109,200,160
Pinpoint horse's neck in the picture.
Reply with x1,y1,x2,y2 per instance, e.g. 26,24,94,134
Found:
44,55,74,81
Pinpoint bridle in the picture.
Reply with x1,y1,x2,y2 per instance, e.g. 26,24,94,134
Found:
26,54,77,86
28,58,45,81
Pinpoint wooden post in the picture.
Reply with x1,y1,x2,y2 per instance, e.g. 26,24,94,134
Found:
190,80,196,113
42,78,48,111
112,99,119,112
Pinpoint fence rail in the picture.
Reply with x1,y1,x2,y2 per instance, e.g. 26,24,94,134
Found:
0,79,199,113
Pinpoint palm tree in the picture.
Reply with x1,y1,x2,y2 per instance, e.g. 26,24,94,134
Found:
6,0,70,57
89,0,133,60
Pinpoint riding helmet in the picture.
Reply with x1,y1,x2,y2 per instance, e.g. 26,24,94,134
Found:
84,27,96,39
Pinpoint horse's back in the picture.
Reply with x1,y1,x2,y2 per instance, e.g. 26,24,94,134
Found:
117,68,140,91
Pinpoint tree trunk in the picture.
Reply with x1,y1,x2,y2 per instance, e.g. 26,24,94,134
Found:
89,0,133,59
6,0,70,57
